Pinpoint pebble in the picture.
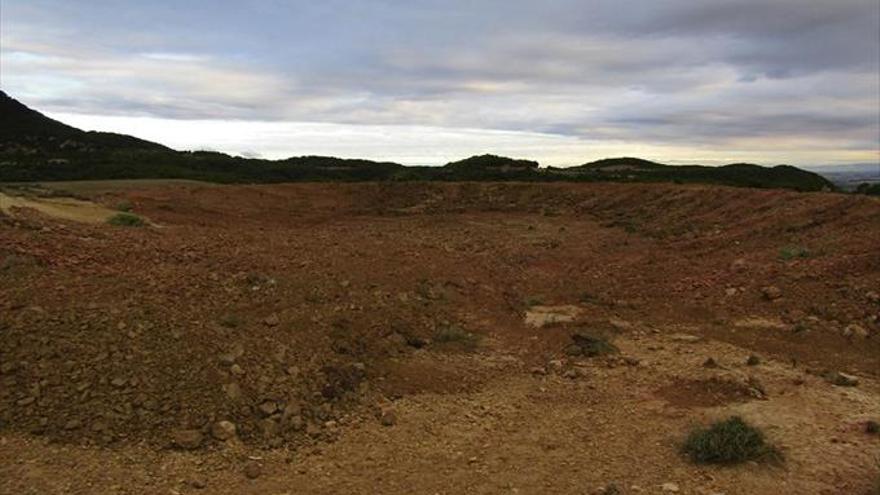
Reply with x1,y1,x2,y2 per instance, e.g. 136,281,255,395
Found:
263,314,280,327
379,407,397,426
661,482,680,492
258,400,278,417
244,461,262,479
211,420,237,440
761,286,782,301
172,429,203,450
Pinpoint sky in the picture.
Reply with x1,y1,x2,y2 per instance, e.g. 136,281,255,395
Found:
1,0,879,167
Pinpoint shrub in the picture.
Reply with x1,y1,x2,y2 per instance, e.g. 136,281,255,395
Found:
779,246,810,261
433,325,481,350
115,199,134,212
682,416,781,465
107,212,145,227
570,332,618,357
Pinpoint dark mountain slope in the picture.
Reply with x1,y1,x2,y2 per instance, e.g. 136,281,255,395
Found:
0,90,170,152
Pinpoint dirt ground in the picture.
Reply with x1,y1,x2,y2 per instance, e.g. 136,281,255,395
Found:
1,181,878,494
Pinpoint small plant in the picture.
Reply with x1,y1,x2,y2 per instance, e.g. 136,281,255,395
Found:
570,332,618,357
779,246,810,261
578,291,598,304
682,416,781,465
114,200,134,212
107,212,145,227
219,315,242,328
524,295,545,307
866,420,879,435
433,325,481,350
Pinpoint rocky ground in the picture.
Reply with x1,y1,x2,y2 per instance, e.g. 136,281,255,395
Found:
0,181,878,494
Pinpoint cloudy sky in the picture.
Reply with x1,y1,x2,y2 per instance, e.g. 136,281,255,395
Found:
1,0,878,166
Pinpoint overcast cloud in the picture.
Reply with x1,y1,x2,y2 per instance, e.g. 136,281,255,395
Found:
1,0,878,166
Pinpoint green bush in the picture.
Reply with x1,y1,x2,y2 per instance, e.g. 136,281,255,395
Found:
682,416,781,465
570,332,618,357
779,246,810,260
433,325,481,350
114,200,134,212
107,212,145,227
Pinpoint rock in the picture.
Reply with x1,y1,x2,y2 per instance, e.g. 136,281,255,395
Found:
259,418,280,439
842,324,869,339
747,376,767,399
188,476,207,489
595,484,620,495
258,400,278,417
379,407,397,426
223,382,243,402
669,333,701,343
110,377,127,388
172,429,203,450
563,368,584,379
746,355,761,366
16,396,35,407
825,371,859,387
263,314,280,327
702,357,719,368
230,364,245,376
866,291,879,303
724,287,738,297
0,362,17,374
530,366,547,376
211,420,237,440
243,461,262,479
63,419,82,430
866,420,879,434
563,344,583,356
661,482,680,492
761,286,782,301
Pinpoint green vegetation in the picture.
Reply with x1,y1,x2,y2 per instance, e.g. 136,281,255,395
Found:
107,212,145,227
219,315,243,328
0,91,839,192
114,200,134,212
682,416,781,465
855,183,880,196
524,295,545,307
779,246,810,260
433,325,481,350
570,332,618,357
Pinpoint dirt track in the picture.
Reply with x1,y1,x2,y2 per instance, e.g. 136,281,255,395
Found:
1,182,878,494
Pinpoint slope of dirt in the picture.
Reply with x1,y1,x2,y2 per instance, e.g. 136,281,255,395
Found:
1,181,878,494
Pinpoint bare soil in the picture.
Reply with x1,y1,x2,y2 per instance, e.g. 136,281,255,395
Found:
1,181,878,494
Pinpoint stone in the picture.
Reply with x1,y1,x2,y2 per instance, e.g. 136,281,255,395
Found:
530,366,548,375
263,314,280,327
244,461,262,479
189,476,207,489
842,324,869,339
172,429,203,450
563,344,583,356
826,371,859,387
230,364,245,376
260,418,281,439
110,377,127,388
258,400,278,417
211,420,237,441
746,355,761,366
761,286,782,301
661,482,680,492
866,291,879,303
702,357,719,368
223,382,243,402
379,407,397,426
669,333,701,343
64,419,82,430
724,287,738,296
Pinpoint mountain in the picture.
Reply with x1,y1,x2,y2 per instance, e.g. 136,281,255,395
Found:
0,91,838,191
0,90,170,153
553,157,835,192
